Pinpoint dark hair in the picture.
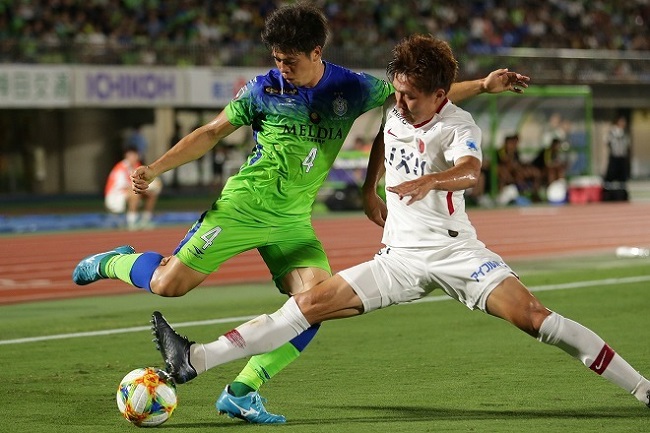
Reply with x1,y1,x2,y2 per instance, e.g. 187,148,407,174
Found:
261,3,329,55
386,34,458,94
123,145,139,154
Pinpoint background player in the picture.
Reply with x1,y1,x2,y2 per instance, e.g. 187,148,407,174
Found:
152,34,650,415
73,3,529,424
104,145,162,230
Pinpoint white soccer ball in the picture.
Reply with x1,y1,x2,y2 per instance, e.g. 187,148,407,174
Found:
116,367,177,427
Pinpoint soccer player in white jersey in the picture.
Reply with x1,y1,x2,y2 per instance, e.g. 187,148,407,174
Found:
152,34,650,411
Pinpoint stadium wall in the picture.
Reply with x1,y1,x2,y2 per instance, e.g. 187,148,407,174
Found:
0,65,649,195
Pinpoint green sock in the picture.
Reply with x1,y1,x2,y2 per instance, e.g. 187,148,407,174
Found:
229,343,300,397
102,253,142,285
228,381,256,397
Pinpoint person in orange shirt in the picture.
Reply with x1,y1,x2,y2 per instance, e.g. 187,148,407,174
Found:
105,146,162,230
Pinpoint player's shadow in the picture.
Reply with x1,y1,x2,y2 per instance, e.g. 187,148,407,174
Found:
286,404,646,427
161,404,645,429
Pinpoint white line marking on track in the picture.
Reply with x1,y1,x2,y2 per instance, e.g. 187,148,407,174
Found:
1,275,649,346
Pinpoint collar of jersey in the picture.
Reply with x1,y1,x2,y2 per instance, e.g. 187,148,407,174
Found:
278,61,331,93
412,97,449,129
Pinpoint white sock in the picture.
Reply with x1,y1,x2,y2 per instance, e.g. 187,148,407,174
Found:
538,312,649,403
190,297,311,374
126,211,138,229
141,211,153,224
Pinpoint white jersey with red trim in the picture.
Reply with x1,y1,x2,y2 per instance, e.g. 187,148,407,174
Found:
381,98,482,247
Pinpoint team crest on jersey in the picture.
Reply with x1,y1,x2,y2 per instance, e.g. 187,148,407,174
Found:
466,140,478,151
310,112,321,124
332,94,348,116
417,138,425,153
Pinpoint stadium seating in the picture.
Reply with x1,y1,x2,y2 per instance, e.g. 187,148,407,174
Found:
1,0,647,78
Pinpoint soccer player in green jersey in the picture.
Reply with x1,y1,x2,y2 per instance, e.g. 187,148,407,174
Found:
72,3,529,424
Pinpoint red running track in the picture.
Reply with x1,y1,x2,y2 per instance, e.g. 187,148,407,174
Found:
1,202,649,305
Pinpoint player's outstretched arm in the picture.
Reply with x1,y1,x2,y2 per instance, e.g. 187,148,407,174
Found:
448,68,530,103
132,112,239,194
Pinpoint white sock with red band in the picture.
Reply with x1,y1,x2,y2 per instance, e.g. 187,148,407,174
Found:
538,312,649,403
190,297,311,373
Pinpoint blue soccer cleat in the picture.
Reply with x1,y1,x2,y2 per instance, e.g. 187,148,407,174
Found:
216,386,286,424
72,245,135,285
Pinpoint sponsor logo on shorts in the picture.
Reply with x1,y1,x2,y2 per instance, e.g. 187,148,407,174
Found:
470,260,507,282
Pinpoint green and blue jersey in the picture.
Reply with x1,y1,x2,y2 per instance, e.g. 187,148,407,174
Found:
222,62,392,225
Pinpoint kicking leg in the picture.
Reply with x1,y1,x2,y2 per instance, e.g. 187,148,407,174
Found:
153,275,363,376
487,276,650,407
73,246,206,296
152,297,310,424
152,275,364,422
73,210,215,295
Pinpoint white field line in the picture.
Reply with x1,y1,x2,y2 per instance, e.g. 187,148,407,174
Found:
1,275,649,346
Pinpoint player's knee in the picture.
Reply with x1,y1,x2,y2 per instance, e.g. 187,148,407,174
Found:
293,288,333,323
293,291,318,316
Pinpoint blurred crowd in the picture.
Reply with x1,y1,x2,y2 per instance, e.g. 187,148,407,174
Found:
1,0,648,71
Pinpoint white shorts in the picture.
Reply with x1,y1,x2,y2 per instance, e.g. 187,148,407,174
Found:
148,177,163,195
105,192,127,213
104,178,162,214
338,238,516,314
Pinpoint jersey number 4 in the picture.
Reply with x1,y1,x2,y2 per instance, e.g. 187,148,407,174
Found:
200,226,222,249
302,147,318,173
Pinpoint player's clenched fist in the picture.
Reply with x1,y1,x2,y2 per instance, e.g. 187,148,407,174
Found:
131,165,155,194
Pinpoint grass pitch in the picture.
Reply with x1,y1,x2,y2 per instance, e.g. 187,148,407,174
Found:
1,254,649,433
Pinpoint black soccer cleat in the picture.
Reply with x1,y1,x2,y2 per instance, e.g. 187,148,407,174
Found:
151,311,197,384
